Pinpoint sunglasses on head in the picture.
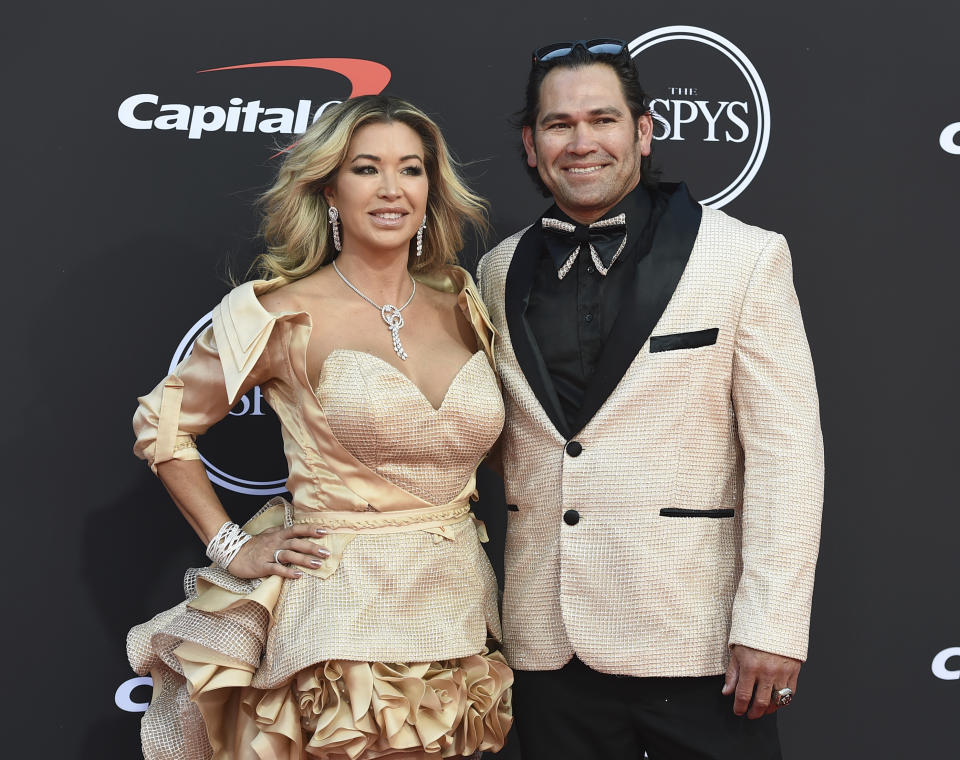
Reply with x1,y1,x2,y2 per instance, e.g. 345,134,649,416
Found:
532,38,629,64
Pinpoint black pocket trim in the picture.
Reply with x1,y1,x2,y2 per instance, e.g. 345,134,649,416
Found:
659,508,735,518
649,328,719,353
507,504,519,512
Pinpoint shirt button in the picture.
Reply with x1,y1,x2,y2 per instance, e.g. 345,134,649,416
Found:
584,313,593,323
563,509,580,526
586,265,595,273
565,441,583,457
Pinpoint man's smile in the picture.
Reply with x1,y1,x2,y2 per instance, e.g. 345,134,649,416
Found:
564,165,606,174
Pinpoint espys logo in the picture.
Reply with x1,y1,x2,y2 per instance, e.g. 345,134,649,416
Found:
170,313,287,495
940,122,960,155
118,57,391,140
629,26,770,208
932,647,960,680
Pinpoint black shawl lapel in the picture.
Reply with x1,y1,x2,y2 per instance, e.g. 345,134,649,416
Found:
504,224,572,439
568,183,703,435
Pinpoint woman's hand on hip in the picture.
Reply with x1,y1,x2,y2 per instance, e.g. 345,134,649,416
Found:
227,524,329,579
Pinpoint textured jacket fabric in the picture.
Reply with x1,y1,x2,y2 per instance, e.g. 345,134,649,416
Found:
477,194,824,678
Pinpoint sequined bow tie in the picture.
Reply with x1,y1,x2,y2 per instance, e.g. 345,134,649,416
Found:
541,213,628,280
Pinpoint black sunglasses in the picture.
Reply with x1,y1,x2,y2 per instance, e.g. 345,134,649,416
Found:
532,38,629,64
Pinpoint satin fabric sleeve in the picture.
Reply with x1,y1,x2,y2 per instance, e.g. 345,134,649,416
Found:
457,267,498,371
133,288,280,474
728,233,825,661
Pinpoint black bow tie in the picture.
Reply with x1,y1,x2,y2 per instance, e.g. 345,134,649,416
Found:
541,213,628,280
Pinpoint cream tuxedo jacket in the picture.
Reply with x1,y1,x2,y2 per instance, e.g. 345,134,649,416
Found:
477,185,824,677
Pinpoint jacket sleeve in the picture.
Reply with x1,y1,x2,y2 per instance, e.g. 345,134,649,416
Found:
132,283,280,474
727,233,825,661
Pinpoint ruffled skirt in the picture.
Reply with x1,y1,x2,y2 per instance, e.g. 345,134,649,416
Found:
127,506,512,759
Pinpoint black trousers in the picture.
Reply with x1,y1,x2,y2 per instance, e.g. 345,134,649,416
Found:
511,657,781,760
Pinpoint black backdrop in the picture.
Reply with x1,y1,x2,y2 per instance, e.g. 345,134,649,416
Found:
4,2,958,757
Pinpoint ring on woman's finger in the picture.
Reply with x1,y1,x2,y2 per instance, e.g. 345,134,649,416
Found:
273,549,284,564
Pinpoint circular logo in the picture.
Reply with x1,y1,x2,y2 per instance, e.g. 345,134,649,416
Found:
171,312,288,496
629,26,771,208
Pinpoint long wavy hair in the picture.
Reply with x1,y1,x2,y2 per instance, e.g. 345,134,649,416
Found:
255,95,488,282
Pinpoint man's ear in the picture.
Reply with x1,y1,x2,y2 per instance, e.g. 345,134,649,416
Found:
521,126,538,168
637,113,654,157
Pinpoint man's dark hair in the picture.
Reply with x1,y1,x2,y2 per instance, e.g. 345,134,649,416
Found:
515,45,661,196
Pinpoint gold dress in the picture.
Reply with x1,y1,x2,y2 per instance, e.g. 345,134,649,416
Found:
127,267,512,760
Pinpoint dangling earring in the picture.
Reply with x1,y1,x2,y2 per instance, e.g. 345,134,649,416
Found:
416,215,427,257
328,206,342,252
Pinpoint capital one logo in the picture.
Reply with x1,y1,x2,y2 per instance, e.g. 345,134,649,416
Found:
629,26,771,208
118,57,391,140
170,312,287,495
932,647,960,680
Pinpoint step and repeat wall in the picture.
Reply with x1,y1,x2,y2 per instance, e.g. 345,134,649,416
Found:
5,2,957,757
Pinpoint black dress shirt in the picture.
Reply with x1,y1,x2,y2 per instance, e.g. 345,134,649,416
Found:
525,183,666,427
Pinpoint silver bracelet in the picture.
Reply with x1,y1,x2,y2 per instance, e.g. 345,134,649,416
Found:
205,521,252,569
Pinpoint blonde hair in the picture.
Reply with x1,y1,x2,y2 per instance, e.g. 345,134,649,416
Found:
256,96,488,282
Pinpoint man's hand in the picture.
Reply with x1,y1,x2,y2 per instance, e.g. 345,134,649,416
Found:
722,644,801,718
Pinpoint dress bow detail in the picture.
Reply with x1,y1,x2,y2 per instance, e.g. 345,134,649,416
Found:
541,213,628,279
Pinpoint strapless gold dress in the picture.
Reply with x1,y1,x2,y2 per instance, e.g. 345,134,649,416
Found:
127,268,512,759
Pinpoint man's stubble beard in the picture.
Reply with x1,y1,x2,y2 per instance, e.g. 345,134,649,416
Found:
537,133,644,221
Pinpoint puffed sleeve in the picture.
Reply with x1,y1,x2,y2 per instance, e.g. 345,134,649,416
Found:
456,267,499,370
133,282,281,474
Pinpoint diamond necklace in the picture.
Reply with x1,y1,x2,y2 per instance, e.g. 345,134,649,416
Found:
332,260,417,360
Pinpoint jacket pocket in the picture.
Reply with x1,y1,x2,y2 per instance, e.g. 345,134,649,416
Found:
649,327,719,353
659,507,735,518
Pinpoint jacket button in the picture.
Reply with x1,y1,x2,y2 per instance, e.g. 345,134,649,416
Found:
565,441,583,457
563,509,580,526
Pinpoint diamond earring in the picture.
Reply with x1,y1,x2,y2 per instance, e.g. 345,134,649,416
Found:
416,215,427,257
328,206,342,252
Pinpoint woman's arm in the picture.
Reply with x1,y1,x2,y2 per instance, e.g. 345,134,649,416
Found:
158,458,327,580
135,317,327,579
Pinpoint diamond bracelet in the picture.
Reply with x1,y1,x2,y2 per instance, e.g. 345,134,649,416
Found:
205,520,252,569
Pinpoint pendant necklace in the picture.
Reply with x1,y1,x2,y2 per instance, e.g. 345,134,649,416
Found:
332,260,416,360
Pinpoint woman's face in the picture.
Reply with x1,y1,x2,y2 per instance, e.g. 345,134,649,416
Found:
324,120,429,259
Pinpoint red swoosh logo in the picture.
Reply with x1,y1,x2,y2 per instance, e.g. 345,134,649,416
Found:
197,58,391,97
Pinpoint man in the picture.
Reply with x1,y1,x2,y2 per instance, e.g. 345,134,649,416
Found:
477,40,824,759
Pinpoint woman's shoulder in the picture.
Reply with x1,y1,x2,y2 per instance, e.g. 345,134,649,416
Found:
212,274,335,401
416,264,497,362
414,264,476,299
244,269,338,316
251,276,306,314
213,275,322,358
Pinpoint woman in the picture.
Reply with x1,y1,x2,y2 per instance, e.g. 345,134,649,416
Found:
127,95,512,760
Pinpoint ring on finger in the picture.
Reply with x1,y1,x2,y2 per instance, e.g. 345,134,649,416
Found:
273,549,284,564
772,687,794,706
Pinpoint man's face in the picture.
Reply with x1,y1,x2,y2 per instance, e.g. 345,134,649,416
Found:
522,63,652,223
